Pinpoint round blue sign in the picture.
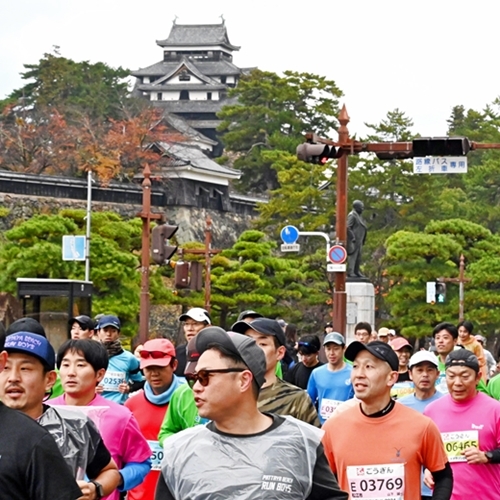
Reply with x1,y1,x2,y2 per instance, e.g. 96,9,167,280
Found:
328,245,347,264
280,225,300,244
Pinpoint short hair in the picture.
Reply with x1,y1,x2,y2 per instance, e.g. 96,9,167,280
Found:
457,320,473,335
432,322,458,339
355,322,372,334
57,339,109,372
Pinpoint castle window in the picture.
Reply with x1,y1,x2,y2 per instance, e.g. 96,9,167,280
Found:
207,92,212,100
179,90,190,100
179,72,191,81
157,92,162,101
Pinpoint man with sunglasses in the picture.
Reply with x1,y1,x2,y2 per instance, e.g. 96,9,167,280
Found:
156,326,348,500
125,338,185,500
285,335,323,389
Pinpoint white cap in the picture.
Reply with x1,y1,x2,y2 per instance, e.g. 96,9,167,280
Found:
408,350,439,369
179,307,211,324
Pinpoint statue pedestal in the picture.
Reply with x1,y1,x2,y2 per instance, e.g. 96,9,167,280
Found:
345,281,375,344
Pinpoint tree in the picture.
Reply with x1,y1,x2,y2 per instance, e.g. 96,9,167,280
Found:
218,69,343,192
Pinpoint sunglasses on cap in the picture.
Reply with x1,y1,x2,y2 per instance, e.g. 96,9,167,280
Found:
185,368,246,388
140,350,172,360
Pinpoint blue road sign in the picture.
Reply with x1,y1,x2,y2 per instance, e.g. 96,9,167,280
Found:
328,245,347,264
280,225,300,244
62,235,86,261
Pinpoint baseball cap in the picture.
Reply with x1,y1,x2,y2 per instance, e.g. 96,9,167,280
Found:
184,336,201,375
445,349,480,373
195,326,266,390
237,310,263,322
297,335,320,354
179,308,212,324
97,315,121,330
69,315,95,330
377,327,390,338
475,334,486,344
323,332,346,346
345,340,399,372
390,337,412,352
4,332,55,370
231,318,286,346
408,350,439,369
388,329,396,336
139,338,176,369
6,318,46,337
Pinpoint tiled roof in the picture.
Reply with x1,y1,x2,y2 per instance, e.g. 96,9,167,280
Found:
162,112,218,146
156,23,240,51
138,83,226,92
131,59,243,77
152,99,234,113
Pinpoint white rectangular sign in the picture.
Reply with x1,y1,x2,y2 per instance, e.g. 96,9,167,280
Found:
327,263,346,272
413,156,467,174
426,281,436,303
281,243,300,252
62,235,86,261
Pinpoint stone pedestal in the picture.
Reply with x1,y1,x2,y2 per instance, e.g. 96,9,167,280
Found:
346,281,375,344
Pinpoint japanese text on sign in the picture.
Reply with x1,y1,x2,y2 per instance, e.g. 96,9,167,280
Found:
413,156,467,174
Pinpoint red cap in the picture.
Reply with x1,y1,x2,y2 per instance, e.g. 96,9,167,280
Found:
390,337,412,352
140,338,176,369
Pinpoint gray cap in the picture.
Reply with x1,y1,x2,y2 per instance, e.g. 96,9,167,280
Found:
231,318,286,346
195,326,266,391
323,332,346,346
445,348,480,373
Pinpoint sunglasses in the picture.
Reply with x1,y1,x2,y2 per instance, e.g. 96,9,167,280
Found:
140,350,172,360
185,368,246,388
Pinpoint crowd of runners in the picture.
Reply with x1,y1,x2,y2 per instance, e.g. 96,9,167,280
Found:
0,309,499,499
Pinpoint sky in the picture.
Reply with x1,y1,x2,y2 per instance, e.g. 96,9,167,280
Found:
1,0,499,137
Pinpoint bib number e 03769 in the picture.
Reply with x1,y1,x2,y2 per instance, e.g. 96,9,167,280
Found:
346,463,404,500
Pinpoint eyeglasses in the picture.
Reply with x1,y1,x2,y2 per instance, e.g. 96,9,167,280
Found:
140,351,172,360
185,368,246,388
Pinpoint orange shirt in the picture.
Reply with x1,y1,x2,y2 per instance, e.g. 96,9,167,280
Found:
322,401,447,500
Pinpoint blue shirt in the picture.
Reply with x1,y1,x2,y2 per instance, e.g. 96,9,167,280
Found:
101,350,143,404
398,390,444,496
307,364,354,424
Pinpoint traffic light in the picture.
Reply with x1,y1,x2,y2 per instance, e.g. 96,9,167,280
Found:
435,282,446,303
296,143,337,164
189,261,203,291
174,261,190,288
151,224,178,264
413,137,471,157
376,151,414,161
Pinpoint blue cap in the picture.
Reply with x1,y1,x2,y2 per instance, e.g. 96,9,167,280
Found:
323,332,346,346
4,332,56,369
97,315,121,330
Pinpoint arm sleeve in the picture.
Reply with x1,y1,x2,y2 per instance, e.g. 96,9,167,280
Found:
155,473,176,500
306,443,348,500
28,433,83,500
86,438,112,480
118,459,152,491
430,462,453,500
129,357,144,383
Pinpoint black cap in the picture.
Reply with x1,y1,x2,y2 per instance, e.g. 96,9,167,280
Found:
445,349,480,373
297,335,320,354
6,318,46,338
345,340,399,371
195,326,266,390
69,315,95,330
237,310,263,322
231,318,286,346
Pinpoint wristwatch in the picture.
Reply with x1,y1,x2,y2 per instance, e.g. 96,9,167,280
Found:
89,480,104,500
485,451,494,462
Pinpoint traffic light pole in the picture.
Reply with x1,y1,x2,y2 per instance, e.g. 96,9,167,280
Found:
438,254,471,322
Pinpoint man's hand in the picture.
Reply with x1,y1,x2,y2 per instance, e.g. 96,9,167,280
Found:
463,446,488,464
95,385,104,394
118,382,130,394
77,480,97,500
423,468,434,489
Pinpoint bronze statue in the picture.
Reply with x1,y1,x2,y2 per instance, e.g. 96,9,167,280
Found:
347,200,367,278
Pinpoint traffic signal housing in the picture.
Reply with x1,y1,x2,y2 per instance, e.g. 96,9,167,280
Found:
296,143,337,164
151,224,178,264
435,282,446,303
174,261,190,288
413,137,471,157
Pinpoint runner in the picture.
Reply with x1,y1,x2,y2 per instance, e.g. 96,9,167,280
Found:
377,327,390,344
322,340,453,500
96,315,143,404
0,331,120,499
0,329,83,500
174,307,211,376
156,327,348,500
51,339,152,500
69,315,96,340
232,317,320,426
457,320,487,381
398,351,444,500
306,332,353,424
125,338,185,500
424,349,500,499
285,334,322,390
390,336,414,399
353,321,371,344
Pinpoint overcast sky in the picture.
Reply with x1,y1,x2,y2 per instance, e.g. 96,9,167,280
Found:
1,0,499,137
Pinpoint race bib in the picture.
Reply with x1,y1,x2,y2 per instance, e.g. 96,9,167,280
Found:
319,399,342,420
347,463,405,500
100,370,126,392
390,382,414,400
148,440,164,471
435,373,448,394
441,430,479,462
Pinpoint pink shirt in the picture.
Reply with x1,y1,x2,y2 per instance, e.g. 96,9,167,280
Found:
50,393,151,500
424,392,500,500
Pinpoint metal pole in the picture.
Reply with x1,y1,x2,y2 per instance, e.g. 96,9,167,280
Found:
139,165,152,345
85,170,92,282
332,105,349,336
204,215,212,313
459,254,465,322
